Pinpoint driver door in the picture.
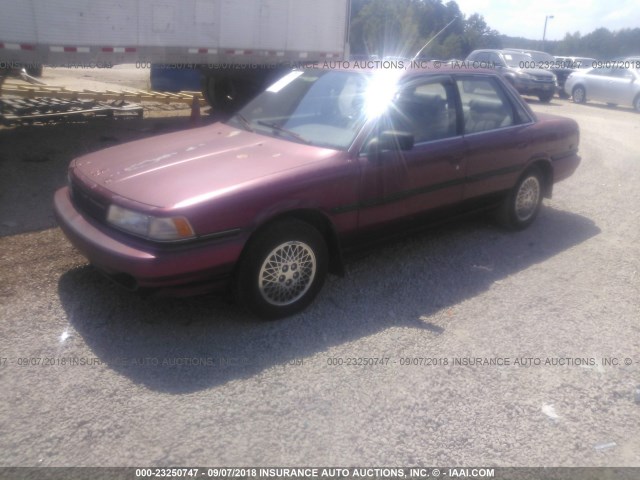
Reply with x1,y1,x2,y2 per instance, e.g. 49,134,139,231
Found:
356,75,466,235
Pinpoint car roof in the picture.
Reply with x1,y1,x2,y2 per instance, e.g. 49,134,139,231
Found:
469,49,532,56
504,48,547,54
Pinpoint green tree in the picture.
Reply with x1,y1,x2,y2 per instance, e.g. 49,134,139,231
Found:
350,0,421,57
462,13,501,55
350,0,501,60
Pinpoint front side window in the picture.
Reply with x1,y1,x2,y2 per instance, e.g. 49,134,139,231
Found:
488,53,504,66
456,77,516,134
382,77,459,144
471,52,489,63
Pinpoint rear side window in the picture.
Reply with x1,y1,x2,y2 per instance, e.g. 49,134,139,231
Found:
456,77,525,134
609,68,634,79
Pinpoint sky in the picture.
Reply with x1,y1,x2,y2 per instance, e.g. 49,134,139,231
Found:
455,0,640,40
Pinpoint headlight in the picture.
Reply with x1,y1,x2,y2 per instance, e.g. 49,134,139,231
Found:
517,71,535,80
107,205,195,241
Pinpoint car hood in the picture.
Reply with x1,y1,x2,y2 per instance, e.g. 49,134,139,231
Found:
517,67,556,77
72,123,339,208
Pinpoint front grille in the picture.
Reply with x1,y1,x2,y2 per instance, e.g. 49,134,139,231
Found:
70,179,109,222
531,74,555,83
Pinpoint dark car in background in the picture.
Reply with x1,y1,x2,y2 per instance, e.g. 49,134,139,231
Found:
466,49,557,102
504,49,575,98
54,66,580,319
554,56,597,69
554,57,597,97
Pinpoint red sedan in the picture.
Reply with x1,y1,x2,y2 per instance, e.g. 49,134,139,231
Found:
54,66,581,318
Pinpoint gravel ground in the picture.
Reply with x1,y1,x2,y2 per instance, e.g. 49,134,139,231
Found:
0,68,639,468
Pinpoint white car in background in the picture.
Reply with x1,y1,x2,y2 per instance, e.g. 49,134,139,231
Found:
565,66,640,111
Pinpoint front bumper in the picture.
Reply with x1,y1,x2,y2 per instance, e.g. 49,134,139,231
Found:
513,78,557,96
54,187,242,294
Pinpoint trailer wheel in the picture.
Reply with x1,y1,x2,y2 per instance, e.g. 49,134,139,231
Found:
25,64,43,77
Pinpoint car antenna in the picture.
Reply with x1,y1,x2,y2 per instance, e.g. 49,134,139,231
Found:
411,16,459,62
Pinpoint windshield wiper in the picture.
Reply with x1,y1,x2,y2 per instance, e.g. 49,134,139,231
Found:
257,120,311,145
232,113,254,132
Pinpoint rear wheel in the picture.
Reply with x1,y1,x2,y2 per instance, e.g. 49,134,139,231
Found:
497,167,543,230
572,85,586,104
25,64,43,77
235,219,328,319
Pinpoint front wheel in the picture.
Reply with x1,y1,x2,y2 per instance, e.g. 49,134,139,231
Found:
538,92,554,103
235,219,328,319
572,85,586,104
497,168,543,230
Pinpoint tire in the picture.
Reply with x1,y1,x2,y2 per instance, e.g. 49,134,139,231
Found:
572,85,586,104
497,167,544,230
25,64,43,77
538,92,554,103
235,219,328,319
633,94,640,113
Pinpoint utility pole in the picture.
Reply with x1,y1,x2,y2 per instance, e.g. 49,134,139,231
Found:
542,15,554,51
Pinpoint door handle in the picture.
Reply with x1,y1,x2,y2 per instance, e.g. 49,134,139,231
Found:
445,155,463,170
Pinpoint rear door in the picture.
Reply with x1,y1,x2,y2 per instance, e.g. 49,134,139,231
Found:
604,68,637,105
455,75,535,200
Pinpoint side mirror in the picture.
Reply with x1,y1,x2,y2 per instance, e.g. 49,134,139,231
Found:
367,130,414,157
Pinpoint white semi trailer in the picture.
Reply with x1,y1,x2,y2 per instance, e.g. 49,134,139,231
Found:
0,0,351,110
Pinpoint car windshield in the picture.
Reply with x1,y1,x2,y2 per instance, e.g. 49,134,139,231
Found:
527,51,555,63
228,69,398,150
502,52,531,67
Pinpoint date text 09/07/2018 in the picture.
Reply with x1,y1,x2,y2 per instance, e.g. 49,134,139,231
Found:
135,467,496,478
324,357,630,367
